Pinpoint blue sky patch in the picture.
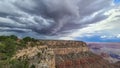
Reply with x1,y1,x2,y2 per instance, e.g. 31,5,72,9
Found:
114,0,120,4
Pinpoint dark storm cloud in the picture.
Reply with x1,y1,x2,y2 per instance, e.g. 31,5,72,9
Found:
12,0,81,35
0,0,114,38
0,29,27,33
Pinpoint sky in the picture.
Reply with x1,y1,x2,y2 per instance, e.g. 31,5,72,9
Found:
0,0,120,42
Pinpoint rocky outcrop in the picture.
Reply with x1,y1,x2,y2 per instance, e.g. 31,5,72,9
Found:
12,40,118,68
36,40,89,54
55,52,115,68
53,47,89,55
113,61,120,68
12,45,55,68
37,40,87,48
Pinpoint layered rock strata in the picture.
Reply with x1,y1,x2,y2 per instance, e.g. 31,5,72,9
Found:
12,40,117,68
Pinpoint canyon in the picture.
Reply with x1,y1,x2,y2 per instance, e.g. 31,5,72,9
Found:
13,40,119,68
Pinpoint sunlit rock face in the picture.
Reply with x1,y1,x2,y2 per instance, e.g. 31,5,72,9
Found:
12,40,119,68
12,45,55,68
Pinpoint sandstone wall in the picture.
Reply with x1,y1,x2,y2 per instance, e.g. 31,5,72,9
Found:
37,40,87,48
53,47,89,55
12,40,115,68
12,46,55,68
55,53,114,68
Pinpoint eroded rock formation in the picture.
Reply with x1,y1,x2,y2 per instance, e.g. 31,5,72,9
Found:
12,45,55,68
12,40,118,68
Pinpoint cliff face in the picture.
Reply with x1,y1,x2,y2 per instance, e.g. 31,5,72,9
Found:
113,61,120,68
12,40,117,68
13,45,55,68
55,52,115,68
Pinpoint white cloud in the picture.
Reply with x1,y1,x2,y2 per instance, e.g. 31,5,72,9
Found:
0,17,24,27
60,5,120,40
0,0,21,14
100,35,107,38
117,34,120,38
14,0,36,10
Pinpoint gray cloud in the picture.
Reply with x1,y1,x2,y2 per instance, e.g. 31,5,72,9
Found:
0,0,115,39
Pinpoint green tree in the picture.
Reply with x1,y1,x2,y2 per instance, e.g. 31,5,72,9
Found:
0,36,8,41
0,43,8,60
9,35,18,40
2,38,17,57
23,37,32,42
10,59,29,68
0,43,6,52
23,37,37,42
30,65,35,68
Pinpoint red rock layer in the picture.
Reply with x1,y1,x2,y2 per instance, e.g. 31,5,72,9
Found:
55,52,114,68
